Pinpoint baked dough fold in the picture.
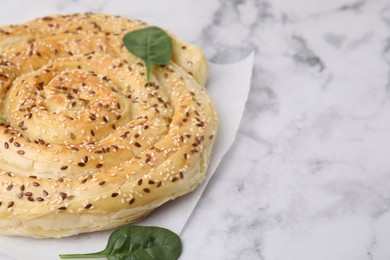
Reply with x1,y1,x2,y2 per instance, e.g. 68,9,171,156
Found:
0,13,217,238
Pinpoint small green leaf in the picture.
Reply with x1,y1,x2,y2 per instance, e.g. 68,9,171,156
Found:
123,26,173,82
0,117,6,123
59,226,182,260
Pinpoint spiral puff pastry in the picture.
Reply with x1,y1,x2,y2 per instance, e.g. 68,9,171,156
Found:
0,13,217,238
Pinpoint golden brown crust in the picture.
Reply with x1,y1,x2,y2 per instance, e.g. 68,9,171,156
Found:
0,13,217,238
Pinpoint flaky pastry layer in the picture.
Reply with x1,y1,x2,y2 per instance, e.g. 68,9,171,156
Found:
0,13,217,238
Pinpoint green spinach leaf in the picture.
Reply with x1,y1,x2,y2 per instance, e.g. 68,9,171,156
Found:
0,117,6,123
123,26,173,82
59,226,182,260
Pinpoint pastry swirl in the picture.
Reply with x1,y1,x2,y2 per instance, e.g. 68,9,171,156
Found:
0,13,217,238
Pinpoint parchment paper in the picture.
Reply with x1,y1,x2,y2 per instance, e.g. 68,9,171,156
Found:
0,4,255,259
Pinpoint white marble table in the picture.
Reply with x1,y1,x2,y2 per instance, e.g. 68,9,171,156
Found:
2,0,390,259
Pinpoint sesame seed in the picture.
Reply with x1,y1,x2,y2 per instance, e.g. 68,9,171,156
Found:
32,182,40,187
60,166,68,170
17,150,25,155
7,201,14,208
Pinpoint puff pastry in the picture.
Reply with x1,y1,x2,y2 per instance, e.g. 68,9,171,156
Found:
0,13,218,238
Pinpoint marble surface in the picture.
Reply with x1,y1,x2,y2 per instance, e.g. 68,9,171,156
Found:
2,0,390,259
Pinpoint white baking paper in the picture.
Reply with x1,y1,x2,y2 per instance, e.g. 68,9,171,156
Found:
0,4,255,260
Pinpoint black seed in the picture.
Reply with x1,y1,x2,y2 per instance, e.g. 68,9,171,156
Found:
89,114,96,121
59,192,67,200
